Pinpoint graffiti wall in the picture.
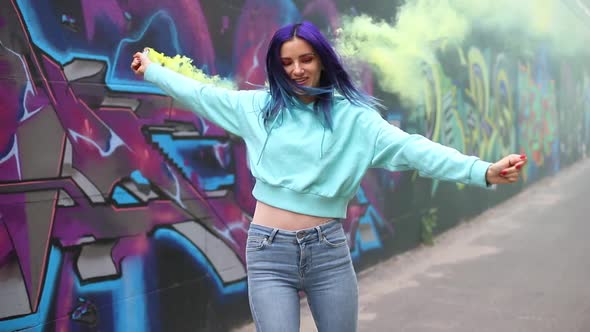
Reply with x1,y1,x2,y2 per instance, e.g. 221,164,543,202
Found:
1,0,588,331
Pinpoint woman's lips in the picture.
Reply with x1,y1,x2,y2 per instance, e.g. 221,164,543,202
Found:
295,78,307,85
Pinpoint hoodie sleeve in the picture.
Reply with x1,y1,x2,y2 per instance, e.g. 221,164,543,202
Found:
369,114,491,188
144,64,255,136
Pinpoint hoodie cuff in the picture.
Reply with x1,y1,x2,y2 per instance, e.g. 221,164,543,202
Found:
471,159,494,189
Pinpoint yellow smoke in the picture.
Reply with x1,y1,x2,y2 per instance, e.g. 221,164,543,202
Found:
335,0,590,105
145,48,236,90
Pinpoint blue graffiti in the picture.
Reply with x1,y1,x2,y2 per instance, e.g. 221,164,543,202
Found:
153,228,247,296
0,248,61,331
72,256,149,332
349,188,385,260
150,134,234,191
111,186,139,205
16,1,183,94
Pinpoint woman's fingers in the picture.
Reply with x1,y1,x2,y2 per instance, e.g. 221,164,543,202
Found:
130,58,141,72
130,51,150,74
487,154,527,185
499,160,527,180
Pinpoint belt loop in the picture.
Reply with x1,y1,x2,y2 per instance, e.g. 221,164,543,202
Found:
314,225,323,242
267,228,279,244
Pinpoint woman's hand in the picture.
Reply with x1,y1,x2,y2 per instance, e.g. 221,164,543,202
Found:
130,49,152,75
486,154,528,185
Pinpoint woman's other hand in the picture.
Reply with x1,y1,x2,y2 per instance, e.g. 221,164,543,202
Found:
486,154,528,185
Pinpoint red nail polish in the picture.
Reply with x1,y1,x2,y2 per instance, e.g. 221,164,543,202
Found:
516,164,522,170
520,154,527,159
501,170,507,176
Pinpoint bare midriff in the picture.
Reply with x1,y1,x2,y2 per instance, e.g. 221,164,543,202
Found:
252,201,334,231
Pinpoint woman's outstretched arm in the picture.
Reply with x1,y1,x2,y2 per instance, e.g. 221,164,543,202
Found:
131,51,261,137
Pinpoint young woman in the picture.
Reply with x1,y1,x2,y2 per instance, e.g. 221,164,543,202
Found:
131,21,526,332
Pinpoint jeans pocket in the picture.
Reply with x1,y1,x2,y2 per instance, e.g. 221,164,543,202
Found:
246,235,268,252
321,231,347,248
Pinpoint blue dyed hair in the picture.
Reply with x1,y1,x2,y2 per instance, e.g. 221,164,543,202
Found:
264,21,380,129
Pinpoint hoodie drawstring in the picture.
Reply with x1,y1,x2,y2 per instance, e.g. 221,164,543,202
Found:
257,111,282,165
257,103,328,164
320,126,325,159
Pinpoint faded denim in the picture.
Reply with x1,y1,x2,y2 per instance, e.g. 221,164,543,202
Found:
246,219,358,332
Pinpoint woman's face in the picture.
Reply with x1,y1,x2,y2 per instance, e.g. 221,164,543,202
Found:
280,37,322,101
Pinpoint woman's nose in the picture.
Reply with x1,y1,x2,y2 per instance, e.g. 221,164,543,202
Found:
293,64,304,76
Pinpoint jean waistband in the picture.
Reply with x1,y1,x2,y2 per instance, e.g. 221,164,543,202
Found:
248,219,342,243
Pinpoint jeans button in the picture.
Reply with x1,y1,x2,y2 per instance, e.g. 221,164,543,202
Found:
296,231,306,239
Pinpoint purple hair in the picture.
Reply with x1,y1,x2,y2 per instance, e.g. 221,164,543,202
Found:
263,21,380,129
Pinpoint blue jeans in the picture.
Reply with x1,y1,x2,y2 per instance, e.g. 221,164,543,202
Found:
246,219,358,332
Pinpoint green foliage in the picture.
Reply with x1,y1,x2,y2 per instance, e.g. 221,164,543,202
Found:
421,208,438,246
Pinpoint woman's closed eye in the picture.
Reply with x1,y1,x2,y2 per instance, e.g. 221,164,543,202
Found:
300,55,314,63
281,55,314,67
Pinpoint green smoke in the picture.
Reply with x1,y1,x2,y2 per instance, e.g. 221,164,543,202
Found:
335,0,590,105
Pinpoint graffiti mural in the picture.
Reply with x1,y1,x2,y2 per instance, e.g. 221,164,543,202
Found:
404,45,518,197
517,53,560,181
0,0,588,331
0,1,389,330
558,61,590,166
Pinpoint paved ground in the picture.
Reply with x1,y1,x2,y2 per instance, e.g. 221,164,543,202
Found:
234,158,590,332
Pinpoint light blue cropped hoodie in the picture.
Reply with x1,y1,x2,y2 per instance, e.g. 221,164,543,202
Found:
145,64,492,218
